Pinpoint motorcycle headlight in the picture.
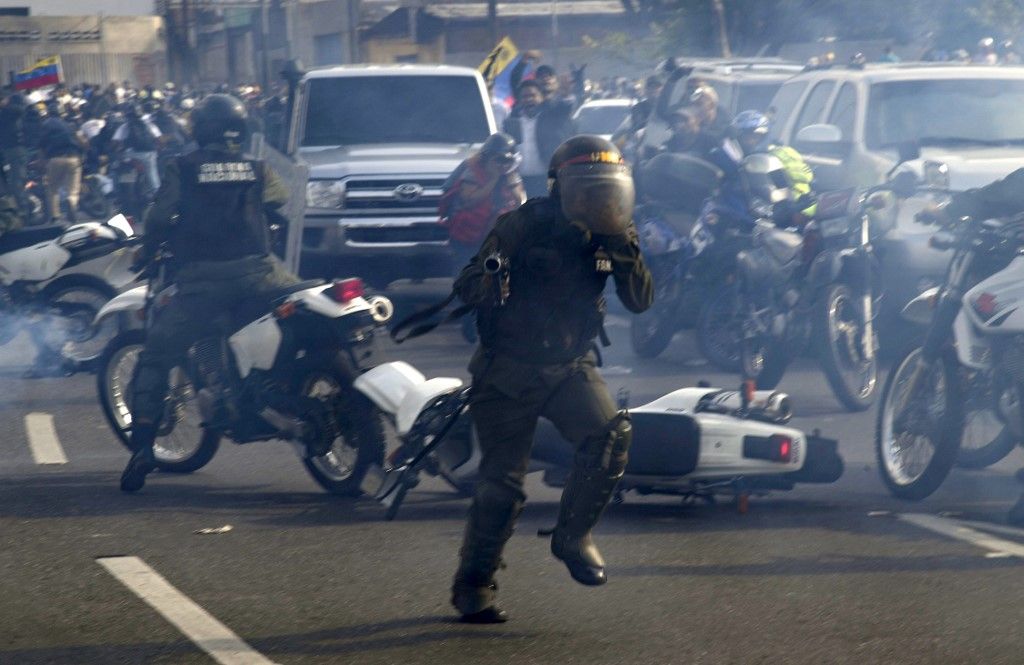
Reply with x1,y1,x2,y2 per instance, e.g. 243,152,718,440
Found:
306,180,346,209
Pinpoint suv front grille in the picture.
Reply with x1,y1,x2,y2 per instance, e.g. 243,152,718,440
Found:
344,177,446,213
346,224,449,245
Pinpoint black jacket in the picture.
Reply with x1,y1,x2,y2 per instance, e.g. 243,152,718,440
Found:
455,197,652,364
502,100,575,170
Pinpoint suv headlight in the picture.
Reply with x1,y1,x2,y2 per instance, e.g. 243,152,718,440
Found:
306,180,346,209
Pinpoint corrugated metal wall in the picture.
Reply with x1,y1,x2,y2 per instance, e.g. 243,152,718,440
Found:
1,53,166,87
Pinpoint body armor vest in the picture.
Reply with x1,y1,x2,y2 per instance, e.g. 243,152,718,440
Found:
481,198,610,364
174,148,269,263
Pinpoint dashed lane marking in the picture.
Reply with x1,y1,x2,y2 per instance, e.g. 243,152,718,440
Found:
97,556,278,665
25,412,67,465
899,513,1024,558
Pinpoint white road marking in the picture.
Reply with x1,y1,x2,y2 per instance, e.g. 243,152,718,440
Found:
954,518,1024,541
24,412,67,465
97,556,277,665
899,513,1024,558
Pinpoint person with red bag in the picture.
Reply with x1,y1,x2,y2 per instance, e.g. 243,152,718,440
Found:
440,133,526,339
442,133,526,258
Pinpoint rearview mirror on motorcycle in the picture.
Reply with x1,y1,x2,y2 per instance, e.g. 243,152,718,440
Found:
889,170,919,199
885,140,921,179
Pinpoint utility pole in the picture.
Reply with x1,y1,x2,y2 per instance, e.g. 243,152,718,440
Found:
711,0,732,58
488,0,498,47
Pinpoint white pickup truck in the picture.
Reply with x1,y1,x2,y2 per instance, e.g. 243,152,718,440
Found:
288,65,496,287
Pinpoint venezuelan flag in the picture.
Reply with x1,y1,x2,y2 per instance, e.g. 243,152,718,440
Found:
479,37,531,108
14,55,62,91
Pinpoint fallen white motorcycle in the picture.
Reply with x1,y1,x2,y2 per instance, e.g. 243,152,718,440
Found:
0,214,138,367
357,361,844,520
94,249,397,493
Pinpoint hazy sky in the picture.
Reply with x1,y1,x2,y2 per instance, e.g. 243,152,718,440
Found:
0,1,157,15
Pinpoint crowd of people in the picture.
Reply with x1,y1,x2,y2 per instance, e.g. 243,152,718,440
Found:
0,80,287,226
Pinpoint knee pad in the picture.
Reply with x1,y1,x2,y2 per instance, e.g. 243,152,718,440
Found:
576,411,631,477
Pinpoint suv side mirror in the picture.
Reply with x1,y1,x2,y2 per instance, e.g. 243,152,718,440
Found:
795,123,843,145
897,140,921,163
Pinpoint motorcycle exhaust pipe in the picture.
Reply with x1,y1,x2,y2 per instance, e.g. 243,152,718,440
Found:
259,407,308,442
367,295,395,325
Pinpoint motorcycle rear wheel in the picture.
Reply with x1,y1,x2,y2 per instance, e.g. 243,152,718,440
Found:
817,283,877,412
98,330,220,473
696,283,742,372
875,346,963,500
297,353,386,496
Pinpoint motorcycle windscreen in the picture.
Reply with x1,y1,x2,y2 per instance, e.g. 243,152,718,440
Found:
250,132,309,274
531,412,700,476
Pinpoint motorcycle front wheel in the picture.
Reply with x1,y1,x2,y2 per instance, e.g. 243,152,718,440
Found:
875,346,963,500
44,281,120,366
817,283,877,412
956,373,1018,469
296,353,386,496
98,330,220,473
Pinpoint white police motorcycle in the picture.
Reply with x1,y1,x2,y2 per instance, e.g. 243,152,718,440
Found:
0,213,137,368
93,248,397,494
358,361,844,520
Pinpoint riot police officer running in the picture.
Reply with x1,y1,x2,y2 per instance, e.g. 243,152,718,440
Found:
450,135,653,623
120,94,299,492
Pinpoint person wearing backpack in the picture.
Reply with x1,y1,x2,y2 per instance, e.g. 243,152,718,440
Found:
441,133,526,267
38,100,88,223
113,103,163,195
440,133,525,340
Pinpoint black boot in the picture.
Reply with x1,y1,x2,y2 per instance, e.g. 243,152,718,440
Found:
549,468,622,586
451,481,522,623
120,423,157,493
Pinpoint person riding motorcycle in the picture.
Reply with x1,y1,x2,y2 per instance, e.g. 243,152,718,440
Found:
918,166,1024,526
120,93,300,493
449,135,653,624
711,110,816,224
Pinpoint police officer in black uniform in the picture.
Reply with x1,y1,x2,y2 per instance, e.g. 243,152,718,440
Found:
450,135,653,623
120,94,298,492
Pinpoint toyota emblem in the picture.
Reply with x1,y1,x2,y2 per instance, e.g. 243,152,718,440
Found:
393,183,424,201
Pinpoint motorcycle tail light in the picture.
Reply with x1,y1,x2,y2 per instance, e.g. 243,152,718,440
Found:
274,301,297,319
331,278,365,303
974,292,999,317
742,434,793,463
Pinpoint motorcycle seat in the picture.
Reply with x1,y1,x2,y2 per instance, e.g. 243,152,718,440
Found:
0,225,64,254
269,279,326,302
762,227,803,265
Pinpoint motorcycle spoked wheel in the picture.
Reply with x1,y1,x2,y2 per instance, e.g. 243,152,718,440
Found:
296,352,386,496
696,282,742,372
44,282,120,366
956,373,1018,469
816,283,877,412
98,330,220,473
875,346,963,500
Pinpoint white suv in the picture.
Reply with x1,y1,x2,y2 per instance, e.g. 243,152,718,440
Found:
769,63,1024,336
769,63,1024,191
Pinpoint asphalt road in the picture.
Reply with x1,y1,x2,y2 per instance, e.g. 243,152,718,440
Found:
2,300,1024,665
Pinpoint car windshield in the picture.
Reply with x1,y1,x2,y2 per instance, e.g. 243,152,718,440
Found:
734,83,783,115
301,75,492,147
574,105,631,135
865,79,1024,150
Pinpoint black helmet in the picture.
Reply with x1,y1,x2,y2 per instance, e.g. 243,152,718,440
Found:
548,135,635,235
191,93,249,148
480,132,517,161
